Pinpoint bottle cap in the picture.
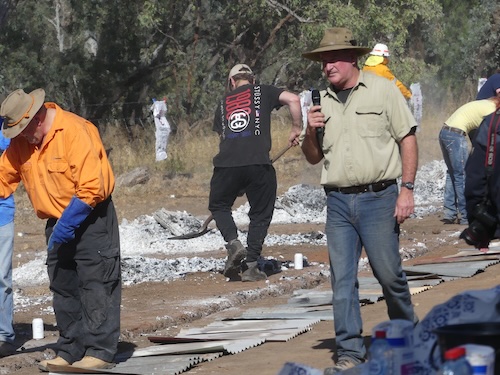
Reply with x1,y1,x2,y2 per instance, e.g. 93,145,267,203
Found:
444,347,466,360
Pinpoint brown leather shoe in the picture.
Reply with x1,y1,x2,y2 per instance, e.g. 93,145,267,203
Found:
72,356,115,369
38,356,71,372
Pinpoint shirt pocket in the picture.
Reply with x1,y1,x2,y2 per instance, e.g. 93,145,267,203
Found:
48,161,68,173
47,161,70,193
20,163,34,194
356,106,386,137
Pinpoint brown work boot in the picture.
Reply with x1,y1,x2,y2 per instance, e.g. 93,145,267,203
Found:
224,239,247,279
38,356,71,372
241,261,267,282
72,356,115,369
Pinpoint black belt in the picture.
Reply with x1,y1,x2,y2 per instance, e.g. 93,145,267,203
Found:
442,125,466,136
324,179,397,194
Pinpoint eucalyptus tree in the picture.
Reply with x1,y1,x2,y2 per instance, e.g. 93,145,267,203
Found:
0,0,496,131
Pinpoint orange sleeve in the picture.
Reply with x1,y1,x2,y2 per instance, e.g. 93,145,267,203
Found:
395,80,412,99
0,149,21,198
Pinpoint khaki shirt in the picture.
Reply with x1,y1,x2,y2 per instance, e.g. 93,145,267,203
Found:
313,71,416,187
0,103,115,219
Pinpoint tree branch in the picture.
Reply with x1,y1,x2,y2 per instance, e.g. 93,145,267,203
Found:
251,13,293,66
265,0,312,23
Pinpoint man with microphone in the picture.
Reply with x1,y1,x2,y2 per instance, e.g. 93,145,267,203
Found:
301,27,418,374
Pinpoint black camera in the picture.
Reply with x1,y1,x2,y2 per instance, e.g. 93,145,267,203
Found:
459,202,498,248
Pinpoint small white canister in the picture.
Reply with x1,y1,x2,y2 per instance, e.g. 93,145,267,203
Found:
463,344,495,375
294,253,304,270
32,318,44,340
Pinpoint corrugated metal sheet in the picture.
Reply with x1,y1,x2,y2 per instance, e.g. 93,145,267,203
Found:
404,259,499,278
49,251,497,374
177,319,319,342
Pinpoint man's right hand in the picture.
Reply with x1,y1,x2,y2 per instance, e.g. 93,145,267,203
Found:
307,105,325,133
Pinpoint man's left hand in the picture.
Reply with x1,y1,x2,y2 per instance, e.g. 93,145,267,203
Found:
395,188,415,224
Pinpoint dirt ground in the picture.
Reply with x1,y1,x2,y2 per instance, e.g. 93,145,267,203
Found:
2,175,499,375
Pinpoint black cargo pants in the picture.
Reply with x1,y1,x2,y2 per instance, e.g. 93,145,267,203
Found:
45,197,121,363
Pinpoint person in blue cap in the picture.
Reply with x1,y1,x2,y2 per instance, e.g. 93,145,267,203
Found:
477,72,500,100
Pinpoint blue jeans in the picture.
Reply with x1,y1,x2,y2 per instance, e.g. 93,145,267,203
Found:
439,127,469,222
325,185,416,362
0,221,14,343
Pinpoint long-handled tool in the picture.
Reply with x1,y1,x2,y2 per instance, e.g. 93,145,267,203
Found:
168,144,294,240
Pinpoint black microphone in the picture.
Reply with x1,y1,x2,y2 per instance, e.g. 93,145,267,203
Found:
311,89,323,144
311,89,321,106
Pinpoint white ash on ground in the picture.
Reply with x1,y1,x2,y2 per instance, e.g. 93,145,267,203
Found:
12,161,448,311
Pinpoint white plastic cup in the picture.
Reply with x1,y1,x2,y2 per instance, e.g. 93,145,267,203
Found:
294,253,303,270
463,344,495,375
32,318,44,340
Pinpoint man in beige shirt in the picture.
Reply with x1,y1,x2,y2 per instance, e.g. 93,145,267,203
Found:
301,27,418,374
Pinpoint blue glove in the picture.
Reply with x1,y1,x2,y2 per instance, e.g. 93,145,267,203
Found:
48,196,93,251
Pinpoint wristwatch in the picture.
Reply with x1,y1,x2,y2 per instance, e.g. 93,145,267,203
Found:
402,182,414,190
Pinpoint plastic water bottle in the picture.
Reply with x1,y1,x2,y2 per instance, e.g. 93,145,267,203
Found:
366,330,393,375
438,347,473,375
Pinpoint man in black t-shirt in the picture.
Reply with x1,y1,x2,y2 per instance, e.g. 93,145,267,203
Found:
209,63,302,282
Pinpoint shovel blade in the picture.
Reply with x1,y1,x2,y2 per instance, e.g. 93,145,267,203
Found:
168,214,214,240
168,227,211,240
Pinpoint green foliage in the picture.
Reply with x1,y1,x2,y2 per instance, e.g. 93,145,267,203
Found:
0,0,498,134
427,0,499,94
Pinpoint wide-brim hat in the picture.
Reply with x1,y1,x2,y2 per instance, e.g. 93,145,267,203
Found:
0,88,45,138
302,27,371,61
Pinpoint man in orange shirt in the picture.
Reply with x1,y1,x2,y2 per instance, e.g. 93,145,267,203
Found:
0,89,121,371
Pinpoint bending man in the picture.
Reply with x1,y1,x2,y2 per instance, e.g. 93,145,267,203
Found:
0,89,121,371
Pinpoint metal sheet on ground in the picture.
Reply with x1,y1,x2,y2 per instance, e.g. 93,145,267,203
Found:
412,255,499,266
287,290,332,307
177,319,319,342
114,353,220,375
48,353,222,375
134,338,265,355
49,365,118,374
121,341,229,357
241,305,333,321
404,259,499,277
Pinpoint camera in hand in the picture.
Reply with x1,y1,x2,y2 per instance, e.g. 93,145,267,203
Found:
459,201,497,248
